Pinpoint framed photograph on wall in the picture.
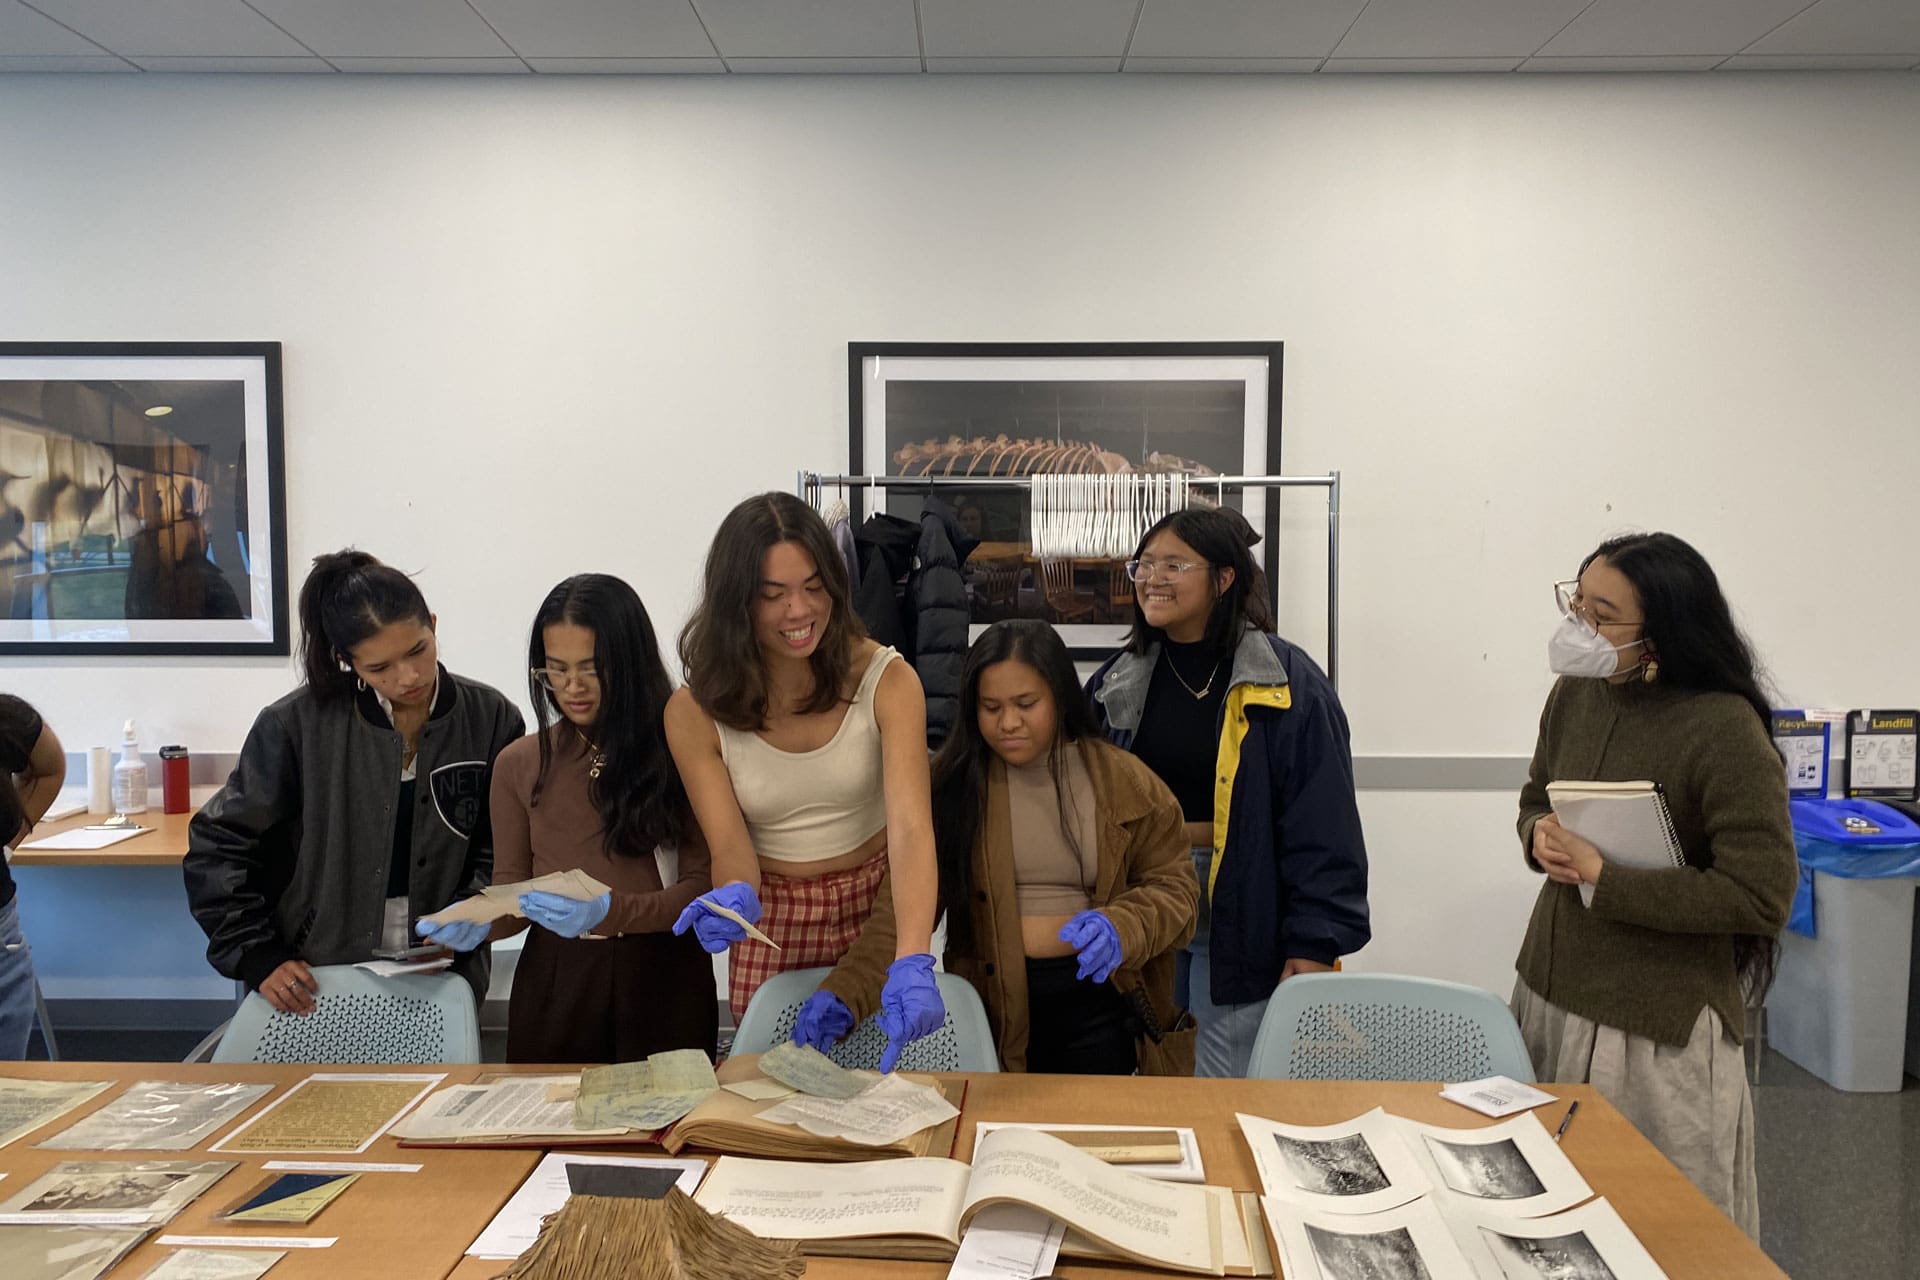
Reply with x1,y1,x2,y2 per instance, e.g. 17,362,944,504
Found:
848,341,1281,655
0,342,288,656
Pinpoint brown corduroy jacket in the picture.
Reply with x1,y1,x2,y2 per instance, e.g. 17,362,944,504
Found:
819,738,1198,1071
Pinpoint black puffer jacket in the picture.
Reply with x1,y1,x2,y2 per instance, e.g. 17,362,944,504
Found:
852,514,917,651
910,498,978,746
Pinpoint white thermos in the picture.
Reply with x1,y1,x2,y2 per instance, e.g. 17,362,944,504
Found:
86,745,113,814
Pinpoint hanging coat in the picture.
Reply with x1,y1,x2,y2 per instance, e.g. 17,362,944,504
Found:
909,497,979,747
852,513,917,651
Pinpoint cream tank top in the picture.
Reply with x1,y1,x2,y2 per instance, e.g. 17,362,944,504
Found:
712,646,899,864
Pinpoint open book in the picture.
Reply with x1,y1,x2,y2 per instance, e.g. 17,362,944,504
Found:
694,1127,1235,1274
1546,780,1685,906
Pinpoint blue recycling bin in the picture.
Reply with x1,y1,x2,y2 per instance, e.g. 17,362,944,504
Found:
1768,799,1920,1091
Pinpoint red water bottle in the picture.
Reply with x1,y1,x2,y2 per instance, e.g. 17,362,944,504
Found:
160,745,190,814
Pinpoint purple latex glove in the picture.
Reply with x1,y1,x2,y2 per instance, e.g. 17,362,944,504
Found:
791,990,855,1052
415,918,490,953
876,953,944,1073
1058,910,1123,983
671,881,763,954
519,890,611,939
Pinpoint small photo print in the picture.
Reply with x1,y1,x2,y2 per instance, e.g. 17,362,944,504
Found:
21,1168,192,1212
1273,1132,1391,1197
1422,1135,1547,1201
1307,1223,1435,1280
1481,1228,1619,1280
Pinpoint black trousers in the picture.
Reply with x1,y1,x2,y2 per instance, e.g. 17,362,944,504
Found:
1023,955,1136,1075
507,926,717,1065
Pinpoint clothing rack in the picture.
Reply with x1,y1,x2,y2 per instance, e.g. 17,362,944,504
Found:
797,469,1344,688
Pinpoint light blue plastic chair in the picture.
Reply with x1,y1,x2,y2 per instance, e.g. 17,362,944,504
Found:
1247,972,1535,1082
731,965,1000,1072
210,964,480,1064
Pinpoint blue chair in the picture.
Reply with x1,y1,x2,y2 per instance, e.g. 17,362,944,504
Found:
1247,972,1535,1082
731,965,1000,1072
210,965,480,1064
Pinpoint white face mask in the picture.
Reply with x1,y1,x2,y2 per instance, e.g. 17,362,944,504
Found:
1548,613,1643,679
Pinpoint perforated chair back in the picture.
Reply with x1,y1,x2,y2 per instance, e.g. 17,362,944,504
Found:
1247,972,1535,1082
731,966,1000,1072
211,965,481,1064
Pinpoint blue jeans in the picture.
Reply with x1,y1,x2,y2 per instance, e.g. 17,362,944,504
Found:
1181,848,1268,1078
0,897,38,1060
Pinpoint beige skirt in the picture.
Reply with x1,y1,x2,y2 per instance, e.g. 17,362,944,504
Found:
1511,980,1759,1239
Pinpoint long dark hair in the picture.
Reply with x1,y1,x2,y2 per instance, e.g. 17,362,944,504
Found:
1123,506,1274,663
679,492,865,730
297,549,431,700
932,620,1099,956
528,574,685,856
1583,531,1780,997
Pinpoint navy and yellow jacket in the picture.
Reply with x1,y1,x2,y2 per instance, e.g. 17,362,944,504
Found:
1085,629,1370,1006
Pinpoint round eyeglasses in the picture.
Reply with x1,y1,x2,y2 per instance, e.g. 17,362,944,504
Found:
1125,557,1210,583
532,667,600,691
1554,580,1642,629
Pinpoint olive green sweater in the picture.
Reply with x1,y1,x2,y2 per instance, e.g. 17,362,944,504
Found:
1514,676,1795,1048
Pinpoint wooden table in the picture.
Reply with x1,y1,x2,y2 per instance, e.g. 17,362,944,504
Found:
1,1064,1785,1279
11,804,201,867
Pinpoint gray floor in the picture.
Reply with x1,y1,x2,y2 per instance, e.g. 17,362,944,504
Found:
20,1023,1914,1278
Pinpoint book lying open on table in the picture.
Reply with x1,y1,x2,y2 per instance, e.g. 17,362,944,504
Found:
694,1126,1249,1274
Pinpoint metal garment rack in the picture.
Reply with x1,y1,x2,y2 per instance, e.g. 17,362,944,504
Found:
797,469,1344,687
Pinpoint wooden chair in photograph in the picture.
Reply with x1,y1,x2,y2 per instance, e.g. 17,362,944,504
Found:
1039,556,1097,623
971,554,1023,617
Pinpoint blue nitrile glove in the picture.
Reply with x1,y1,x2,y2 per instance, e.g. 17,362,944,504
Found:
791,990,856,1052
415,918,490,953
1059,910,1123,984
519,890,612,939
670,881,764,955
876,953,945,1073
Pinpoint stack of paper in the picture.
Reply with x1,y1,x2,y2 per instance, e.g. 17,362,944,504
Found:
1240,1108,1669,1279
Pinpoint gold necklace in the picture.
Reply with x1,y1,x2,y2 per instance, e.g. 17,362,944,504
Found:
573,726,606,779
1163,650,1222,701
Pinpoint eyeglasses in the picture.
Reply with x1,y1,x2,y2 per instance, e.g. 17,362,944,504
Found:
1554,580,1642,629
1125,558,1210,583
532,667,600,690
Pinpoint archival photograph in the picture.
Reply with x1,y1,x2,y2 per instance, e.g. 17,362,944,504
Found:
1481,1226,1619,1280
1273,1132,1392,1198
1307,1222,1436,1280
1422,1134,1547,1201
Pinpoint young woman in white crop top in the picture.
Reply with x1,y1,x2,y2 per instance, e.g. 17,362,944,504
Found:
665,492,944,1069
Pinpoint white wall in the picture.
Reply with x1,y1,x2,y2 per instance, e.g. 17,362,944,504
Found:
2,70,1916,994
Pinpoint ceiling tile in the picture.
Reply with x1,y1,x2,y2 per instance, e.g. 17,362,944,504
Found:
331,57,529,73
1322,56,1524,72
920,0,1139,57
0,0,101,55
694,1,917,57
1720,52,1920,67
1332,0,1590,58
467,1,715,58
0,52,130,69
526,56,724,72
28,0,310,56
727,56,920,72
1519,54,1727,71
1746,0,1920,55
926,56,1121,71
1537,0,1810,57
1130,0,1367,58
131,55,335,71
247,0,512,58
1123,56,1323,72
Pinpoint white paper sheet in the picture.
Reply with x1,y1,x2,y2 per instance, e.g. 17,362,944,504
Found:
756,1073,958,1147
1239,1108,1429,1215
1395,1113,1594,1218
387,1079,627,1142
1444,1197,1673,1280
259,1161,420,1174
137,1247,287,1279
947,1204,1065,1280
18,826,145,850
156,1236,334,1249
1439,1077,1558,1120
464,1153,707,1259
352,958,452,977
1264,1195,1476,1280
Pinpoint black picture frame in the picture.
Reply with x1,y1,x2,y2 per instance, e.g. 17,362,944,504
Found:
848,341,1283,656
0,341,289,656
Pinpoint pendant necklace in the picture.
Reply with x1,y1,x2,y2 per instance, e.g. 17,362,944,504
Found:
573,726,606,779
1164,650,1222,701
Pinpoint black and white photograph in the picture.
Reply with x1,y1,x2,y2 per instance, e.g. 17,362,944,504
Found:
849,342,1281,654
1481,1227,1619,1280
0,343,287,655
0,1158,236,1224
1422,1134,1548,1201
1307,1223,1436,1280
1274,1132,1392,1198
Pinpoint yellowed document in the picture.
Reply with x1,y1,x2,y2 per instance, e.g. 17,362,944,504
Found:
721,1078,796,1101
210,1073,443,1154
756,1073,959,1147
391,1079,626,1142
0,1078,114,1149
757,1041,874,1099
574,1049,718,1131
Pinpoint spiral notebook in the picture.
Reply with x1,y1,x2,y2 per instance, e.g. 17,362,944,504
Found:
1546,780,1685,906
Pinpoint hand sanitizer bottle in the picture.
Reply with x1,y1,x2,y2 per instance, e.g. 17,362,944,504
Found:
113,719,149,814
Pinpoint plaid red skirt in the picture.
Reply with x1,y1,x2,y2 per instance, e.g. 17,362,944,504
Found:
728,851,889,1022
